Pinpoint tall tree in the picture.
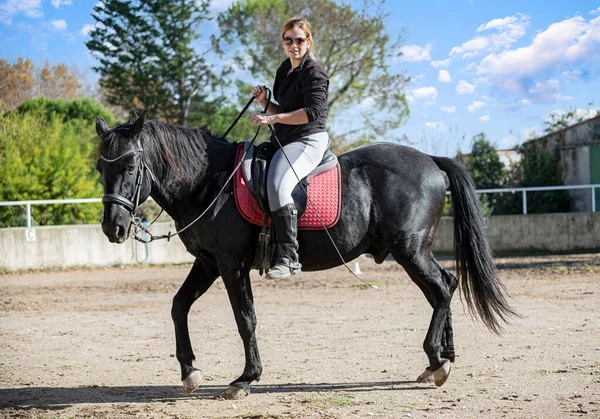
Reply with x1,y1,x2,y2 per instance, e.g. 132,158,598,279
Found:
465,133,504,189
36,62,83,100
86,0,216,126
0,58,84,111
0,58,35,110
217,0,409,146
458,133,511,216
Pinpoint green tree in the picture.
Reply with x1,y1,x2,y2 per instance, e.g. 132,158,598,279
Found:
462,133,504,216
465,133,504,189
15,96,113,123
86,0,216,126
517,143,571,214
0,98,113,227
217,0,409,149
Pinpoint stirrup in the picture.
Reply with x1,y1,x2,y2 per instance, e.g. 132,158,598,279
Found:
264,263,301,279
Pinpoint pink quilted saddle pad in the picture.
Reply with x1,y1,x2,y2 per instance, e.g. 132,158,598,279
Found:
233,143,342,230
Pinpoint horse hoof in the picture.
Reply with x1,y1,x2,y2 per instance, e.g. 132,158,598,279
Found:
433,360,451,387
223,384,250,400
416,367,434,383
182,370,203,394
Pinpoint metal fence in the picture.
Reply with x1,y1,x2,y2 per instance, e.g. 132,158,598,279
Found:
1,184,599,228
465,184,599,215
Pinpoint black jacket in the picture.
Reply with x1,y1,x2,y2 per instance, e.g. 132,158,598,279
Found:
271,53,329,146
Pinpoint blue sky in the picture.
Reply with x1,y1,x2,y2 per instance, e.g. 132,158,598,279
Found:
1,0,600,156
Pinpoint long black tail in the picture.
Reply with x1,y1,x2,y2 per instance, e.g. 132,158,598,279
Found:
432,156,518,334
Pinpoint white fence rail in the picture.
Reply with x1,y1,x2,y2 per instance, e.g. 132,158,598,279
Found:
466,184,600,215
1,185,599,227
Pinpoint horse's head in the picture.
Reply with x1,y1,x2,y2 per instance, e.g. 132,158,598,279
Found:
96,112,152,243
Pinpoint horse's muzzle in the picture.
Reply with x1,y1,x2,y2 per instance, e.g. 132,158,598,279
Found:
102,204,131,244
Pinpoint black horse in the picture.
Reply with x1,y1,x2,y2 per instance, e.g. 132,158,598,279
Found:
95,112,516,398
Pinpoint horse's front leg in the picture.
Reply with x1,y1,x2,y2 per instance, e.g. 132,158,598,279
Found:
171,257,219,394
220,264,262,400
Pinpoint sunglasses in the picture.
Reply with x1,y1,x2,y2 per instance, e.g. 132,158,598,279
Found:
282,37,309,46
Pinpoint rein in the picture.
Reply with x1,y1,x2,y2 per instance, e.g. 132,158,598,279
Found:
101,90,376,288
101,90,271,243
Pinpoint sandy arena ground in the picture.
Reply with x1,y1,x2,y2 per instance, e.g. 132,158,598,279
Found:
1,253,599,418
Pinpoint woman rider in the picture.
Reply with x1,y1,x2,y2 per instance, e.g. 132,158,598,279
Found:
251,17,330,279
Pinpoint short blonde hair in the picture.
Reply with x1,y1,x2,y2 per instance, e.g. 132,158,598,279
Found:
281,17,315,52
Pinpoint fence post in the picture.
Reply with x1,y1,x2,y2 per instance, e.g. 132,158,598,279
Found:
592,186,596,213
26,203,32,228
522,190,527,215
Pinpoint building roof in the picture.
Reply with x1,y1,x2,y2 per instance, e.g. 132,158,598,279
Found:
523,113,600,146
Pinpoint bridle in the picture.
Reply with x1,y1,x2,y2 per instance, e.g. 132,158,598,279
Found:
97,91,376,287
99,138,156,218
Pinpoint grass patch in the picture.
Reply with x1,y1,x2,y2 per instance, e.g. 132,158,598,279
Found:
323,394,357,406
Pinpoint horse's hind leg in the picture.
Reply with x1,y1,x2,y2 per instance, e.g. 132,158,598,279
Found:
172,257,219,394
394,251,457,387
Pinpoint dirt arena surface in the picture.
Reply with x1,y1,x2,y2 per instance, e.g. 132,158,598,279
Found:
1,253,599,418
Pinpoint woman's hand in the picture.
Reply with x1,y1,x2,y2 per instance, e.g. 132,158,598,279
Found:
251,113,276,125
252,85,268,106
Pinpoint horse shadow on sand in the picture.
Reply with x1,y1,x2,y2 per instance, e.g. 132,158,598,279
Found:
0,380,429,411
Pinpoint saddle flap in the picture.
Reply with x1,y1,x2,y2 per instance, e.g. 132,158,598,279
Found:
251,142,276,214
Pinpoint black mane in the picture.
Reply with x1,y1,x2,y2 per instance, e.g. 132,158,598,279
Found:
101,120,228,180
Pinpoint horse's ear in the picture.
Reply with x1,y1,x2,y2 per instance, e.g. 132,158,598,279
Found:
96,117,109,139
131,111,146,136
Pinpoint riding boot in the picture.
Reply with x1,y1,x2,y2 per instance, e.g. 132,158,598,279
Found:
265,203,302,279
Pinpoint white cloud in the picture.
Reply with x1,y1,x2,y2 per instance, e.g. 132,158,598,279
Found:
468,101,487,113
0,0,42,24
406,94,415,103
425,121,447,130
500,135,518,148
456,80,475,95
438,70,452,83
431,59,450,68
528,79,571,103
561,70,581,80
50,19,66,30
210,0,234,12
51,0,72,8
521,127,540,140
441,105,456,114
412,86,438,101
591,7,600,16
81,23,96,36
479,115,490,122
400,44,433,62
358,97,376,110
477,15,600,84
450,14,530,59
521,99,532,105
412,74,425,82
544,108,600,124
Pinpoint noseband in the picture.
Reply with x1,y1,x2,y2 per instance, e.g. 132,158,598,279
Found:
100,140,155,215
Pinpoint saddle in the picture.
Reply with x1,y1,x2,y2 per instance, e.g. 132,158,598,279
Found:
241,141,336,217
234,141,342,230
234,141,341,273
